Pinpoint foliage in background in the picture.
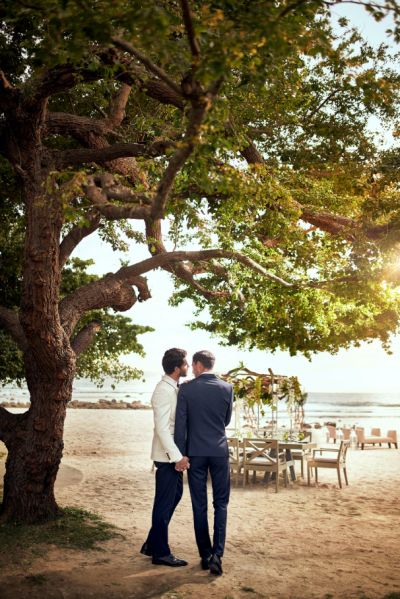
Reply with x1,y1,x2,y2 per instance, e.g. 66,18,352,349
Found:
2,0,400,386
222,364,305,413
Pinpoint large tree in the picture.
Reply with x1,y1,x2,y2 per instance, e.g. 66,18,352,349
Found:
1,0,400,522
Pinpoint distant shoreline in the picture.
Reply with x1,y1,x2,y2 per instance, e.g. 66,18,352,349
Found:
0,399,151,410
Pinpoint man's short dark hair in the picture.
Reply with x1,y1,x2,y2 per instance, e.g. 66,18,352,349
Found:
192,350,215,370
162,348,187,375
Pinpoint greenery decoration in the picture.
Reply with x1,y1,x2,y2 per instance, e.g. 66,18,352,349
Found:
222,364,307,426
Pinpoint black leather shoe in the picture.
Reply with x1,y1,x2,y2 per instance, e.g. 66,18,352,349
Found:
201,556,212,570
209,554,223,576
140,542,153,557
152,554,188,567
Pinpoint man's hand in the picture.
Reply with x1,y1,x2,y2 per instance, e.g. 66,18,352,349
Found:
175,456,190,472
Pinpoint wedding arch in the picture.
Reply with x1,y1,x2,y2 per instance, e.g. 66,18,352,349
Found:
222,365,307,435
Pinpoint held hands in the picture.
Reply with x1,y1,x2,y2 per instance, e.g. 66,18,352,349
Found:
175,456,190,472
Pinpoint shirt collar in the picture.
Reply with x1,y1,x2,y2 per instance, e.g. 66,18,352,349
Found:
162,374,178,388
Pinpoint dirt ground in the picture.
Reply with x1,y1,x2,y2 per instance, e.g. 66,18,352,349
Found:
0,409,399,599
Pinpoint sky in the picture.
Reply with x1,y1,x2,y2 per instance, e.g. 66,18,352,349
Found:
75,4,400,395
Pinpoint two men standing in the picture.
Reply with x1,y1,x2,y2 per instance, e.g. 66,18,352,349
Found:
141,348,233,575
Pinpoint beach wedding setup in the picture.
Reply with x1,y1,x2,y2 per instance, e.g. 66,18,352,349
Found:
221,365,398,491
222,364,307,439
221,365,322,490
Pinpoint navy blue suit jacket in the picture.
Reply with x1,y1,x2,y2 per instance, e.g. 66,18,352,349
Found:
174,373,233,457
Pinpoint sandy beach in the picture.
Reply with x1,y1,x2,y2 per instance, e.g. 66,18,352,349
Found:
1,409,400,599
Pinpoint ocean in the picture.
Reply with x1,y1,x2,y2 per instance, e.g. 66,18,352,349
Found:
2,376,400,432
299,393,400,433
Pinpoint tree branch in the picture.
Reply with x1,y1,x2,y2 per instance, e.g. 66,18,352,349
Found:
278,0,311,19
151,94,215,219
0,70,12,92
177,275,231,299
106,83,132,128
239,135,266,165
302,209,400,243
92,173,153,204
116,249,293,286
139,77,185,109
46,83,151,188
60,278,138,337
0,307,28,351
364,222,400,241
30,64,104,101
306,89,340,121
45,80,177,139
0,70,17,110
132,275,152,302
324,0,398,11
85,179,151,220
60,274,151,337
59,249,290,333
299,207,400,242
51,139,175,169
112,37,183,98
300,207,358,239
144,218,233,299
71,320,102,355
117,62,184,108
27,45,185,110
238,132,397,243
304,273,366,289
59,211,102,269
180,0,201,59
225,120,266,165
45,112,112,138
46,83,132,139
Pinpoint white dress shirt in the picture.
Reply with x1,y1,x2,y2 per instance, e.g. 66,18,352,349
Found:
150,374,183,463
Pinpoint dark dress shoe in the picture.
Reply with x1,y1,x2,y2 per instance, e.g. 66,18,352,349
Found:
209,554,223,576
140,542,153,557
201,555,212,570
152,554,188,567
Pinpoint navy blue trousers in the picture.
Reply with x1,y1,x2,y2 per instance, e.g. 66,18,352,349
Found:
187,456,230,558
145,461,183,558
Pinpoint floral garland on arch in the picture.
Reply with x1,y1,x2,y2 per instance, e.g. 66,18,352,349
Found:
222,364,307,434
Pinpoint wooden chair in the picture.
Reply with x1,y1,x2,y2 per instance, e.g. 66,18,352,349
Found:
227,437,244,486
327,425,337,443
291,431,312,478
342,427,351,441
356,427,398,449
242,439,288,493
388,430,398,448
307,440,350,489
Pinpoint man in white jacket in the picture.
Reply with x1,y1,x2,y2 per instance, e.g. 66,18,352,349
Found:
140,348,190,567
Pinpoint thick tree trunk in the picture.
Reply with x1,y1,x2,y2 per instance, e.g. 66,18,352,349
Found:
0,101,77,522
2,172,78,522
0,373,73,523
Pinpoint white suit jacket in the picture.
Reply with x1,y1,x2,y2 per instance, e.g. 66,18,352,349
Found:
150,374,183,463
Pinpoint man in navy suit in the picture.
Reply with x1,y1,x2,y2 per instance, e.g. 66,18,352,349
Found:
174,350,233,576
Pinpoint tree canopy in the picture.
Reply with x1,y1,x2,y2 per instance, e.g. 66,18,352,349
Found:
1,0,400,383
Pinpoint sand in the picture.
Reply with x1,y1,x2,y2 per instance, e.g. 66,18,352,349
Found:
1,409,400,599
